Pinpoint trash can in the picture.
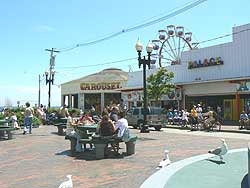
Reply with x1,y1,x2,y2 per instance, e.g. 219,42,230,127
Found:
126,141,135,155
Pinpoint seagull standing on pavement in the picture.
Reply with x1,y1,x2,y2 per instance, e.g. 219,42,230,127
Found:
58,175,73,188
157,149,171,169
208,139,228,162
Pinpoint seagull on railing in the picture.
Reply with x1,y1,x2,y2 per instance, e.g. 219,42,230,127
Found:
208,139,228,162
58,175,73,188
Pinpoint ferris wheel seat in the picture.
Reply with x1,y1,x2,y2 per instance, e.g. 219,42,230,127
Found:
168,30,174,36
159,35,166,40
153,45,159,50
177,31,184,36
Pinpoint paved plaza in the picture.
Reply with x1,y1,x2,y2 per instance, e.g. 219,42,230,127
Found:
0,125,250,188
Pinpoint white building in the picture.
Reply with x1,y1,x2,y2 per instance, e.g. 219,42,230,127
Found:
124,23,250,121
61,23,250,121
61,68,128,112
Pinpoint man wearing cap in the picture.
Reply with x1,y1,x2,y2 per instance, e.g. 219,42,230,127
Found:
196,104,203,128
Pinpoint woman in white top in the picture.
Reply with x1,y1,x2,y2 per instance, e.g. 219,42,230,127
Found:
115,111,130,142
66,109,82,152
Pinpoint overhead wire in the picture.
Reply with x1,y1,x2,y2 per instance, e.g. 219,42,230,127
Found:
58,0,208,52
56,27,250,71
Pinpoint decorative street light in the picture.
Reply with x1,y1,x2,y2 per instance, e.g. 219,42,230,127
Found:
45,48,60,108
135,39,153,133
45,69,55,108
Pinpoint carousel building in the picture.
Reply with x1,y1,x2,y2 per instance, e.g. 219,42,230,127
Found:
61,68,128,112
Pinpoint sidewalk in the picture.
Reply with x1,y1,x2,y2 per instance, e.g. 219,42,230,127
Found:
0,125,249,188
165,124,250,134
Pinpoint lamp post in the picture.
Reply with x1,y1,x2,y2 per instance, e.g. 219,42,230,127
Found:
45,69,55,108
135,39,153,133
45,48,59,108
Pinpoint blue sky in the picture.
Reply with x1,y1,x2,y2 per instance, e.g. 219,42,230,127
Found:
0,0,250,107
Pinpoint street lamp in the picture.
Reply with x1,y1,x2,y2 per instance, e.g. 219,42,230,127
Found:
135,39,153,133
45,69,55,108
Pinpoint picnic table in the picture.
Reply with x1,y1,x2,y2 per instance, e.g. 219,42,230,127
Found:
0,119,9,125
0,120,15,140
76,124,97,135
66,125,138,159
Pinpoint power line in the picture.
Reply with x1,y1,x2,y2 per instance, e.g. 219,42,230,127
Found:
57,57,137,69
58,0,208,52
199,27,250,45
56,27,250,70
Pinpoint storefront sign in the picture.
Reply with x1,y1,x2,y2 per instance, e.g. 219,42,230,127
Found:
188,57,223,69
80,82,122,90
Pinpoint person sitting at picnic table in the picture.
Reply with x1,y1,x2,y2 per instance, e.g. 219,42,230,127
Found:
59,104,69,118
97,115,115,136
239,111,248,129
79,111,94,125
115,111,130,142
110,106,119,122
66,109,82,152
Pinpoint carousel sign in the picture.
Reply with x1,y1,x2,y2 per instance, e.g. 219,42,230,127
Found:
80,82,122,90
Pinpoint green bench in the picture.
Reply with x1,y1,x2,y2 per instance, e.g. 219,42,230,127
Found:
54,123,67,136
0,127,15,140
65,134,138,159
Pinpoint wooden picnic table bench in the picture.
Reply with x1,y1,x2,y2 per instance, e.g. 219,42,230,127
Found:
0,126,15,140
54,123,67,136
65,132,138,159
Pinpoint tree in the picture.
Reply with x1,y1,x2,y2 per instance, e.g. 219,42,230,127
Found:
147,67,175,104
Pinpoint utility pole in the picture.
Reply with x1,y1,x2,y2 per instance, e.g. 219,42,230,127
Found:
45,48,60,108
38,74,41,107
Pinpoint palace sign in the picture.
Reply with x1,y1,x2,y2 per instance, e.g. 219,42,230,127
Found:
188,57,223,69
80,82,122,90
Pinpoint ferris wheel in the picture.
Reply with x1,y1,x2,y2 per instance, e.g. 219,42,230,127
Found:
151,25,197,67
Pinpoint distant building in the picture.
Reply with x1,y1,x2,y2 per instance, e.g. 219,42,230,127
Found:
61,68,128,112
125,23,250,121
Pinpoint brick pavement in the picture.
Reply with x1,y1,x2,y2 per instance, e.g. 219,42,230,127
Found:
0,125,249,188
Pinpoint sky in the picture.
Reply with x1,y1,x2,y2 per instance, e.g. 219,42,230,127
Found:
0,0,250,107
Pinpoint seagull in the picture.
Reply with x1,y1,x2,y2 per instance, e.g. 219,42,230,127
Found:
157,149,171,169
58,175,73,188
208,139,228,162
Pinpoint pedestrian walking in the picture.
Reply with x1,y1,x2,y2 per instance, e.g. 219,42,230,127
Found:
23,102,34,134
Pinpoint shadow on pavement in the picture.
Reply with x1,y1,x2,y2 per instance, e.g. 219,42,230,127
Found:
137,137,157,141
55,149,126,161
206,158,226,165
50,131,65,136
55,150,72,156
241,174,248,188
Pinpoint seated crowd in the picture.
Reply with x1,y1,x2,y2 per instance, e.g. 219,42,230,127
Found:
65,106,130,152
239,111,250,129
166,104,222,131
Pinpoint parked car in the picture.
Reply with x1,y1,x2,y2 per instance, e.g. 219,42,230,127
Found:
126,107,166,131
